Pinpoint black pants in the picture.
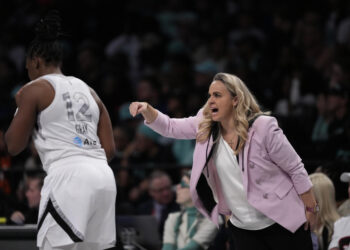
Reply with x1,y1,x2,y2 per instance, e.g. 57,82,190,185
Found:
228,222,313,250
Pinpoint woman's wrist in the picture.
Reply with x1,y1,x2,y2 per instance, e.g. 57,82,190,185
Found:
143,104,158,123
300,188,318,209
305,203,320,214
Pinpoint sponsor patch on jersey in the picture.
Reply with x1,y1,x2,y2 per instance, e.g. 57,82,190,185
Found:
73,136,83,147
84,138,97,145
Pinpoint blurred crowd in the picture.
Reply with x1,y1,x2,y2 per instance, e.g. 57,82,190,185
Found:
1,0,350,248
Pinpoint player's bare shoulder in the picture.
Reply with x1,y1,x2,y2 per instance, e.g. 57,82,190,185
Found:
19,78,55,111
89,87,102,110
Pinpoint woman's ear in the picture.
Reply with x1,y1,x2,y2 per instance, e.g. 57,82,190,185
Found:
29,57,40,70
232,96,238,107
36,57,45,69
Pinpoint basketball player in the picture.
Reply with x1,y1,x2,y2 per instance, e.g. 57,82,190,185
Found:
5,11,117,250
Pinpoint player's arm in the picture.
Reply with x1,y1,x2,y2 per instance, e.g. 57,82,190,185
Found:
90,88,115,162
5,84,39,155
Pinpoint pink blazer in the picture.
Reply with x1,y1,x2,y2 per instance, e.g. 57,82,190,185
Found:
146,109,312,233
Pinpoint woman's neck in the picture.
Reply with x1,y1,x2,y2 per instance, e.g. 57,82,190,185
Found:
39,67,62,77
220,118,236,135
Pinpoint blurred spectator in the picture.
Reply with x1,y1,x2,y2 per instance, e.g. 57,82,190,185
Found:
337,15,350,48
328,171,350,250
127,175,150,209
162,171,218,250
327,84,350,161
8,173,45,224
328,60,348,89
135,75,166,112
115,167,137,216
138,170,180,238
309,91,332,159
329,216,350,250
110,125,132,166
294,11,333,75
0,56,18,119
111,124,136,214
117,102,142,133
122,123,175,169
24,140,42,170
194,60,218,92
193,35,228,72
312,91,331,143
171,139,195,166
309,172,340,250
0,129,11,171
164,93,195,166
316,161,350,212
191,59,218,109
99,72,133,121
75,40,104,89
0,129,11,196
159,52,193,102
338,170,350,217
228,11,265,48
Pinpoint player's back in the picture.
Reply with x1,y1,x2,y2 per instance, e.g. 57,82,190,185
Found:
32,74,106,171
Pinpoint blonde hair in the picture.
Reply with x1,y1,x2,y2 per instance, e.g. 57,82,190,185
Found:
309,173,340,249
197,72,268,154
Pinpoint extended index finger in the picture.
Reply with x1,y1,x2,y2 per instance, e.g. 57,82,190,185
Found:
129,102,137,117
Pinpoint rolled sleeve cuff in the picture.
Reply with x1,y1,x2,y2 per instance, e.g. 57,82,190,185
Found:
294,174,313,195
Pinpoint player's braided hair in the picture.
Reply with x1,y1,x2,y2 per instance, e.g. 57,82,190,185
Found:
27,10,63,66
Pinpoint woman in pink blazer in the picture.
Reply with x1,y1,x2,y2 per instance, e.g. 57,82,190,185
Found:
129,72,318,250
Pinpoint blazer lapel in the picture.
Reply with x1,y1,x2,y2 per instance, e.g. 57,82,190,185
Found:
191,136,213,184
242,129,254,191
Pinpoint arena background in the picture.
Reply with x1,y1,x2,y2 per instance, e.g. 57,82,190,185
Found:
0,0,350,249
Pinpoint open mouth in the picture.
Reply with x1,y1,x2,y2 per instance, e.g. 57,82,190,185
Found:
211,108,219,115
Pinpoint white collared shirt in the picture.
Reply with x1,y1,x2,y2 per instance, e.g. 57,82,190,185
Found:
214,136,274,230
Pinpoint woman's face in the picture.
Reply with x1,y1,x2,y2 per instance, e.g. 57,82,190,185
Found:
208,80,238,122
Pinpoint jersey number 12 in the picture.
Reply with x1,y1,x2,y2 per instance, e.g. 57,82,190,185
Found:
62,92,92,122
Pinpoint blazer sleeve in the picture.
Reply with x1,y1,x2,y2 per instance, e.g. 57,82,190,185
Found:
145,109,203,140
260,116,312,195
